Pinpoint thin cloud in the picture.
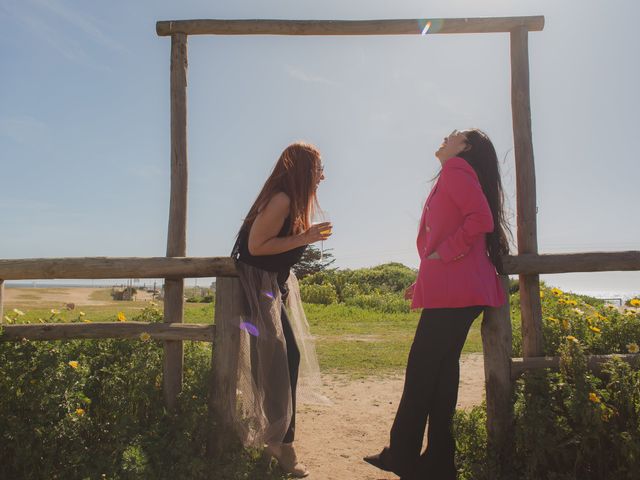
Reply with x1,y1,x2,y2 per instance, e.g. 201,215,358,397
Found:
285,65,340,87
3,0,126,69
31,0,126,53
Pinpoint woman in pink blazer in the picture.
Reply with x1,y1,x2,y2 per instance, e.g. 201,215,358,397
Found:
365,129,510,480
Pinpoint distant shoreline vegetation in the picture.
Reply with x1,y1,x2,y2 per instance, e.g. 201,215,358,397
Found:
5,274,640,302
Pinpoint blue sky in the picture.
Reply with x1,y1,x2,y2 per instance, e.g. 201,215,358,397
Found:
1,0,639,296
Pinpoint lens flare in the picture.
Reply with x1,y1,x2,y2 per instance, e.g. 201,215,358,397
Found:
239,321,260,337
261,290,275,300
418,18,444,35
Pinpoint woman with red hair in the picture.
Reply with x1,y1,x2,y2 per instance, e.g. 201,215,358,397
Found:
226,142,331,477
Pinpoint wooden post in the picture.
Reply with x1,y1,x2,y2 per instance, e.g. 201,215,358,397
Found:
510,26,543,357
0,279,4,325
481,276,514,473
208,277,244,456
163,32,188,411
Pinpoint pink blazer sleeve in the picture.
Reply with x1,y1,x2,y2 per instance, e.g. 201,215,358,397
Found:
435,158,494,263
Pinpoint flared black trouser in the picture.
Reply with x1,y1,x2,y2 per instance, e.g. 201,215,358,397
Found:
280,304,300,443
386,306,483,479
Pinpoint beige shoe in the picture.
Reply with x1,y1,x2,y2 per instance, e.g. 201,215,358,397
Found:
265,442,309,478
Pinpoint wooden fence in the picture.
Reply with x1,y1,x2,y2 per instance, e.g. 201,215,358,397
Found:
2,15,639,464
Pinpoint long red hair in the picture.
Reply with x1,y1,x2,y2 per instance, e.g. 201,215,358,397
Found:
241,142,322,236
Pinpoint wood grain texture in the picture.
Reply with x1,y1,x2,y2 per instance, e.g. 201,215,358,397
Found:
0,257,237,280
164,32,189,411
511,353,640,379
0,279,4,324
156,17,545,36
501,251,640,274
481,276,514,474
208,277,245,456
510,26,543,357
0,322,214,342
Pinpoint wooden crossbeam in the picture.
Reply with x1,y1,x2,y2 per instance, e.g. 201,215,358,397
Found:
156,17,545,37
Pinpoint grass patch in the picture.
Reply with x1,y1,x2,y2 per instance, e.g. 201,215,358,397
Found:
304,303,483,375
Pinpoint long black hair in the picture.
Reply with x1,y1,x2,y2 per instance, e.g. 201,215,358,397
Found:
457,128,511,271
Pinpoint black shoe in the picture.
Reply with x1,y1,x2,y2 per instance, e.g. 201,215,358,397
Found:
363,448,394,472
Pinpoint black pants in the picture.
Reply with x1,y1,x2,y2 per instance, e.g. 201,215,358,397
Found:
386,306,482,479
280,304,300,443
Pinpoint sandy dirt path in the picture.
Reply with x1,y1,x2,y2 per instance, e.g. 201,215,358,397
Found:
4,287,154,306
295,353,486,480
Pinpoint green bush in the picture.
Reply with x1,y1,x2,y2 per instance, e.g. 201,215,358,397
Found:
0,307,286,480
511,286,640,357
301,262,416,301
344,293,411,313
455,327,640,480
300,282,338,305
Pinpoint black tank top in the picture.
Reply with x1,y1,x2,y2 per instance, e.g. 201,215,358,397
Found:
232,216,307,293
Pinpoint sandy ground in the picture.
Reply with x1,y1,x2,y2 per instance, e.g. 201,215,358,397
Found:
295,353,486,480
3,287,154,306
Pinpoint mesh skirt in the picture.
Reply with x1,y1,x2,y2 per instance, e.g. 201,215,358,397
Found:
221,261,330,447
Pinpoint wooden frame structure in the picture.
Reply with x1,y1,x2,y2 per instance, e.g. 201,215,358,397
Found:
2,15,639,464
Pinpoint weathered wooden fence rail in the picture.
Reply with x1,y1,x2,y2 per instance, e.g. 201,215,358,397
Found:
0,257,237,279
0,322,214,342
1,251,639,280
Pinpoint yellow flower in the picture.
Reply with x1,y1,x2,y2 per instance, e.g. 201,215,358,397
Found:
605,304,616,310
68,361,79,369
551,287,563,296
629,298,640,307
3,315,13,324
540,291,545,299
589,392,601,403
117,312,127,322
547,316,559,323
82,318,92,323
566,300,578,306
50,309,60,315
589,325,601,334
79,311,85,317
139,332,151,342
625,310,635,317
596,313,608,321
566,335,579,344
627,343,639,354
558,299,567,305
13,308,25,316
562,319,570,330
75,408,85,416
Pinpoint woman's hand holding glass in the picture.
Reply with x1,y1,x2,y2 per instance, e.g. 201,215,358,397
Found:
304,222,333,244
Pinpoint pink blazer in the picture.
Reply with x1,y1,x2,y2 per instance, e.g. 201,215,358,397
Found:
411,157,506,309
